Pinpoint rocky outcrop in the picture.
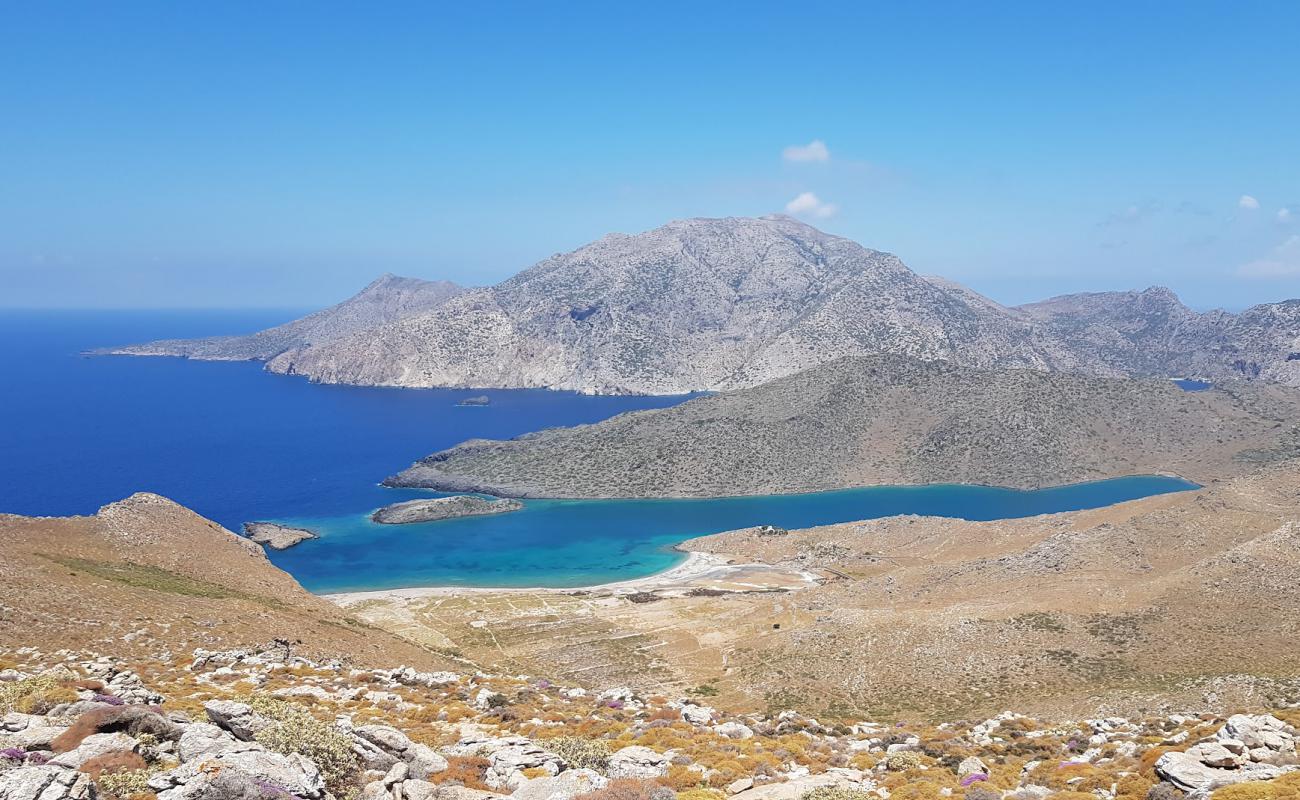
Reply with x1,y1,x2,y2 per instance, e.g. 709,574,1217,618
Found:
387,354,1300,497
103,274,468,362
242,522,318,550
369,496,523,525
1154,714,1298,797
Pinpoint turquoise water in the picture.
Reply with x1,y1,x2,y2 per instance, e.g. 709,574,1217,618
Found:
0,311,1199,593
271,477,1197,592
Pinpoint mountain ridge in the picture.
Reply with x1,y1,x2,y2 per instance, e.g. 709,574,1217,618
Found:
106,216,1300,394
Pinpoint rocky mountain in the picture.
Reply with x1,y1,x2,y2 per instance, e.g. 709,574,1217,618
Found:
104,274,468,361
107,217,1300,395
262,216,1087,394
386,355,1300,498
1016,288,1300,386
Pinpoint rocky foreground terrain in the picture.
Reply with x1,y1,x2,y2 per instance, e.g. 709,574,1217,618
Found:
107,217,1300,395
386,356,1300,498
2,644,1298,800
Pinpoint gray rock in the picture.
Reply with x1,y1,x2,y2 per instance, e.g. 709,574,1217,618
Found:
242,522,318,550
510,769,608,800
680,704,715,726
0,765,96,800
177,723,261,761
1186,741,1245,769
352,725,448,779
607,745,669,779
371,496,522,525
712,722,754,740
204,700,271,741
1217,714,1296,754
1154,751,1291,795
958,756,989,777
48,731,139,768
150,750,326,800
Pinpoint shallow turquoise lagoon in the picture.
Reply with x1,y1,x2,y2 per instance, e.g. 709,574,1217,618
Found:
268,476,1197,593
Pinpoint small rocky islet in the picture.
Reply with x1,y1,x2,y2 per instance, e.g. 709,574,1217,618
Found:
370,495,523,524
241,522,318,550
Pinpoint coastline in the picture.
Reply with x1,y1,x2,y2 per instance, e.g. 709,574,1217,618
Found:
324,549,819,605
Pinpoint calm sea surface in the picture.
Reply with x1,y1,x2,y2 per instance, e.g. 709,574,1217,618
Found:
0,310,1198,592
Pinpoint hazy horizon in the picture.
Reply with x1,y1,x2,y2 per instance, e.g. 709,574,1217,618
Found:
4,2,1298,310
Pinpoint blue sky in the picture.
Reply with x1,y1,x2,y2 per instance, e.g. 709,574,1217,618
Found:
2,1,1297,309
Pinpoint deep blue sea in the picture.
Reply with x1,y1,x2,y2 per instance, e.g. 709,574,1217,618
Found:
0,310,1199,592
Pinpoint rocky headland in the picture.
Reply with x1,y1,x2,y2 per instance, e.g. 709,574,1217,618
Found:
386,355,1300,498
370,496,524,525
100,274,467,362
242,522,318,550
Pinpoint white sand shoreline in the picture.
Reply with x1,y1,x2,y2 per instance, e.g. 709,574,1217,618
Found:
323,549,744,604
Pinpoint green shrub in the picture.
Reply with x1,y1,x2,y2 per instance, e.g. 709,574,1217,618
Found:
885,751,924,772
95,769,152,798
0,675,77,714
544,736,613,770
248,696,358,792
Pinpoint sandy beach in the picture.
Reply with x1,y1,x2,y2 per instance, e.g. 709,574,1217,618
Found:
324,548,819,605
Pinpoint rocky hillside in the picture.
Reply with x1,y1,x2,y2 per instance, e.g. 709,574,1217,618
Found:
1017,289,1300,387
261,216,1087,394
0,494,455,671
1,644,1297,800
107,217,1300,395
104,274,467,361
385,355,1300,498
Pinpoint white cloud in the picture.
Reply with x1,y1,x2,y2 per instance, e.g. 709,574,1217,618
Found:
1239,194,1260,210
782,139,830,163
785,192,838,218
1278,208,1292,223
1237,234,1300,278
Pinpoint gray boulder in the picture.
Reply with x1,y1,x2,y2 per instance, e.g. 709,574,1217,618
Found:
48,732,140,768
0,765,96,800
204,700,271,741
607,746,670,779
511,769,609,800
177,723,261,761
352,725,448,779
150,750,326,800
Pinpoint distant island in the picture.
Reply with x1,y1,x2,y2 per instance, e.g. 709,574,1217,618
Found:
102,215,1300,395
456,395,491,406
370,495,523,524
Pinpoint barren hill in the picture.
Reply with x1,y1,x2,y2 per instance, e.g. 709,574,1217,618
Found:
386,355,1300,498
343,461,1300,720
0,493,456,670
